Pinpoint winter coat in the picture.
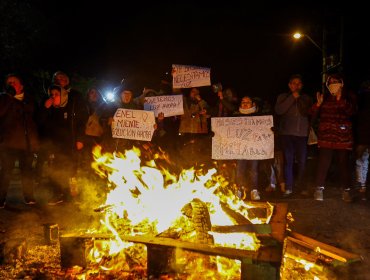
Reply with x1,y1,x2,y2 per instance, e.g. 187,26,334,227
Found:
310,95,355,150
38,90,88,153
0,92,40,152
275,92,312,137
179,96,209,134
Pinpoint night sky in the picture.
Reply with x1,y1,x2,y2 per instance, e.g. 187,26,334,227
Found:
2,1,370,101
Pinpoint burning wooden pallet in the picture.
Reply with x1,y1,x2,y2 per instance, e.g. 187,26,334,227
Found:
0,202,362,279
281,232,362,280
59,202,288,279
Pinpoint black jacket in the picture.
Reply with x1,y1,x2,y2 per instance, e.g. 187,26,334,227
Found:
0,92,40,152
38,90,88,153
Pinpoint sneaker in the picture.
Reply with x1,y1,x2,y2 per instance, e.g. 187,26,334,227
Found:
314,188,324,201
314,186,324,201
250,189,261,201
342,189,353,203
359,187,367,201
237,187,247,200
48,195,64,206
265,184,276,193
280,183,286,193
25,199,37,205
282,189,292,198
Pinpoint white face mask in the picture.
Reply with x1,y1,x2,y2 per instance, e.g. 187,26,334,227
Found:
328,83,342,95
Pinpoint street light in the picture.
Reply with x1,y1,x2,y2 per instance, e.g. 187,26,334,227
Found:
293,32,327,94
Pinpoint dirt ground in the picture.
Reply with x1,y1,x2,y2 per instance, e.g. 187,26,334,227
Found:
0,160,369,280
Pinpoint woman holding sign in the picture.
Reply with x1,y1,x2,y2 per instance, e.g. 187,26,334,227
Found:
104,87,139,153
233,96,266,201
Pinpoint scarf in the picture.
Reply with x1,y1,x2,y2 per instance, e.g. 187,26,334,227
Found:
59,88,70,107
239,106,256,115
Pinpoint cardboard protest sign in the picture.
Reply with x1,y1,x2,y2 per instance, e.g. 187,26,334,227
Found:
211,115,274,160
143,95,184,117
172,64,211,88
112,108,156,141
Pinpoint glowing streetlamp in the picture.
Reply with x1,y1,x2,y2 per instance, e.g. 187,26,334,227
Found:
293,32,327,94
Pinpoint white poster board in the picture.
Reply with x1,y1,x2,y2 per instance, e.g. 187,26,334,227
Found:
211,115,274,160
143,95,184,117
172,64,211,88
112,108,156,141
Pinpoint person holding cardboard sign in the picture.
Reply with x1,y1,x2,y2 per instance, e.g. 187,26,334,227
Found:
104,87,140,153
234,96,266,201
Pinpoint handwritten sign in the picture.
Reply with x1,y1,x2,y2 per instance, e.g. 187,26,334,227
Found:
143,95,184,117
211,115,274,160
112,109,155,141
172,64,211,88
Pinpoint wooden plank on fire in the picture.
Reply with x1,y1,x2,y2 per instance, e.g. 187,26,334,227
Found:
211,224,271,234
289,232,363,263
269,203,288,243
269,202,288,223
60,233,282,263
220,202,252,224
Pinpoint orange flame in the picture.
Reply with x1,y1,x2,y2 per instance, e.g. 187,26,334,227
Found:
87,145,273,277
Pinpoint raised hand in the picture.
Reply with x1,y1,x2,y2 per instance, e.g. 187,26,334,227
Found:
316,91,324,106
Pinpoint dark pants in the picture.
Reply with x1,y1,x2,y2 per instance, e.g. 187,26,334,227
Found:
280,135,308,192
236,160,259,190
0,148,35,203
270,150,285,186
178,133,212,169
315,148,351,189
47,150,75,200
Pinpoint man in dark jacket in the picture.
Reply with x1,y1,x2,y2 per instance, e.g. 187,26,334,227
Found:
0,74,40,208
38,72,88,205
275,74,313,197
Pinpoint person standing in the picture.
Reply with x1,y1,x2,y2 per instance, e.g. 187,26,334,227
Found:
212,84,238,118
0,74,40,208
354,81,370,200
178,87,210,168
208,84,239,183
82,86,108,156
39,71,88,205
275,74,313,197
234,96,267,201
104,87,140,153
310,73,356,201
78,87,109,193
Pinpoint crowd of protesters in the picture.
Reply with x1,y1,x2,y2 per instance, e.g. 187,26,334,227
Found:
0,70,369,209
